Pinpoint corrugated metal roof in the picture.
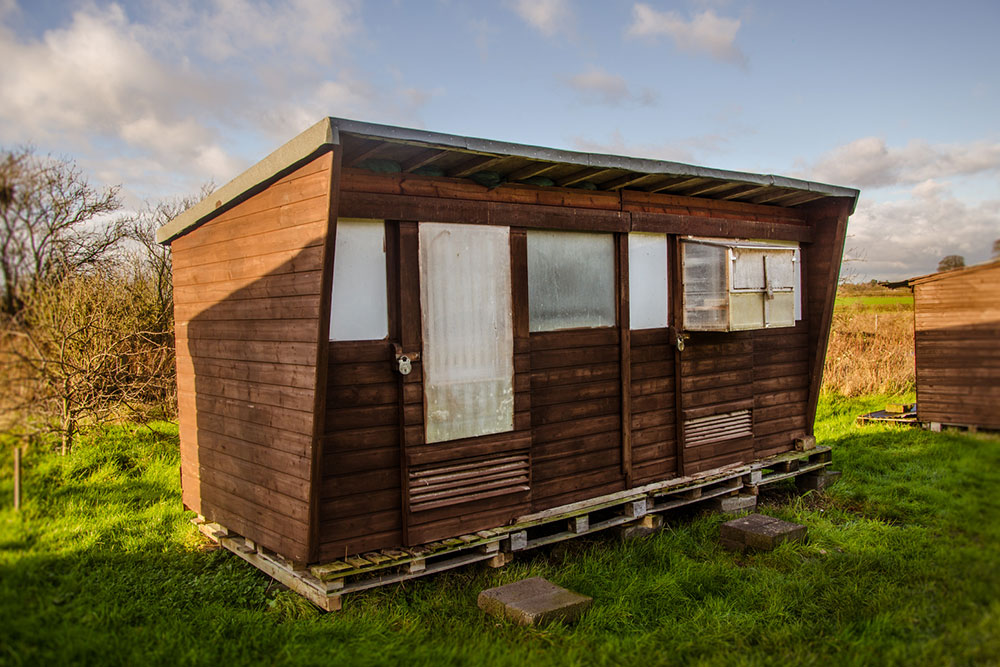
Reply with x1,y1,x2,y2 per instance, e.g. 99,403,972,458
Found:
157,117,860,244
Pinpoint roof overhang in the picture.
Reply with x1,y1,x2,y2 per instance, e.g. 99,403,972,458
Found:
157,117,861,244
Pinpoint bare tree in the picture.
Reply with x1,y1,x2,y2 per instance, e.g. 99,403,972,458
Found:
993,239,1000,258
0,147,122,316
3,267,173,453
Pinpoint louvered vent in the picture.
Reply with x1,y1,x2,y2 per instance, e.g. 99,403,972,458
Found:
408,453,529,512
684,409,752,446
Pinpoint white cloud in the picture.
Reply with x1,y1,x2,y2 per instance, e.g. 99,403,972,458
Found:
510,0,573,37
0,1,434,202
847,180,1000,281
565,66,656,106
805,136,1000,189
627,4,745,66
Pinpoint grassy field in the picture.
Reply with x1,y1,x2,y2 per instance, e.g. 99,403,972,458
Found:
824,287,915,397
834,295,914,310
1,395,998,666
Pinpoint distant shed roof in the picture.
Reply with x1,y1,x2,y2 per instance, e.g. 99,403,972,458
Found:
157,117,860,244
906,257,1000,286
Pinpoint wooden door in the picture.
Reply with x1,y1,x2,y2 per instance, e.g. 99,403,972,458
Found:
396,222,532,545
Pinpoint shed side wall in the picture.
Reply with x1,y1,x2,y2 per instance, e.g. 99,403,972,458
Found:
915,263,1000,429
172,152,333,562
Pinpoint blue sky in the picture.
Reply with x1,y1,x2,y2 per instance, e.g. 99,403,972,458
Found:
1,0,998,280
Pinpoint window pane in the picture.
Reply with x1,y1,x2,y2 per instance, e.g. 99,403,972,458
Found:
629,233,669,329
731,248,766,290
330,219,388,341
793,249,802,321
419,223,514,444
527,230,616,332
682,242,728,330
767,291,796,328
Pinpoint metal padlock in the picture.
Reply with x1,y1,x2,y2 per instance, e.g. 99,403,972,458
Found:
397,355,412,376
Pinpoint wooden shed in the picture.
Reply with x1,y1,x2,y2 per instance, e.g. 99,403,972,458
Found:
908,258,1000,431
158,117,858,605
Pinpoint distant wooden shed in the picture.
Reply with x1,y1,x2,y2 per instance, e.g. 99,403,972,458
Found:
908,258,1000,431
157,117,858,586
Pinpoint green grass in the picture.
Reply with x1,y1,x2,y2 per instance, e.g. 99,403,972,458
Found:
2,400,999,666
834,295,914,310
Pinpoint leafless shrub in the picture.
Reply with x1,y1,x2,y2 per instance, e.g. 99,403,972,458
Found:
2,266,173,453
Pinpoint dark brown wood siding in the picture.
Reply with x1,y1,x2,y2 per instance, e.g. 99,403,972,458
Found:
172,152,333,562
318,340,401,559
629,328,678,484
751,324,810,457
529,328,625,510
679,332,755,474
914,262,1000,429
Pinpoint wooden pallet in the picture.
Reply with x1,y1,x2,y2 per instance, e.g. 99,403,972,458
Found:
927,422,999,435
195,445,833,611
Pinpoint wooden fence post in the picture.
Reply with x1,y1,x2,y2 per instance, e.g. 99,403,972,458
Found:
13,446,21,511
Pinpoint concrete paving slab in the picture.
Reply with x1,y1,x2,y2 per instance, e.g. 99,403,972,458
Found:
720,513,807,552
478,577,592,626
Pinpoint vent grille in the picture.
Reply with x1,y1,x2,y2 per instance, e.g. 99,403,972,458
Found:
684,409,752,447
408,453,529,512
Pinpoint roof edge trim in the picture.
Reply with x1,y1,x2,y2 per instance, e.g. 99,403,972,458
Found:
156,118,337,244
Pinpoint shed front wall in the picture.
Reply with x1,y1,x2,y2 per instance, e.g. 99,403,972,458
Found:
914,263,1000,429
172,151,334,562
318,169,849,556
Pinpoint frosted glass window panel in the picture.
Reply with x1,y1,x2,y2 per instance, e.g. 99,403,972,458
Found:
419,223,514,444
731,248,766,290
527,230,616,332
767,291,796,328
682,242,728,330
764,251,796,289
330,220,388,341
628,233,669,330
730,292,765,330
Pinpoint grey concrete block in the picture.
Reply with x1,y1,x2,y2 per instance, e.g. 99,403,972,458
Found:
719,513,807,552
796,469,842,492
713,493,757,513
478,577,592,626
619,513,662,539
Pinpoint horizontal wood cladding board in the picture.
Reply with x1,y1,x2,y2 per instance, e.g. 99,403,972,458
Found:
630,212,813,242
171,216,327,273
172,150,332,563
340,191,629,232
172,246,325,289
176,318,319,343
173,270,324,307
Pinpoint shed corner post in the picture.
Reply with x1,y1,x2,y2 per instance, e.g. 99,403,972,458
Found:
307,144,343,564
801,197,853,436
617,231,633,488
